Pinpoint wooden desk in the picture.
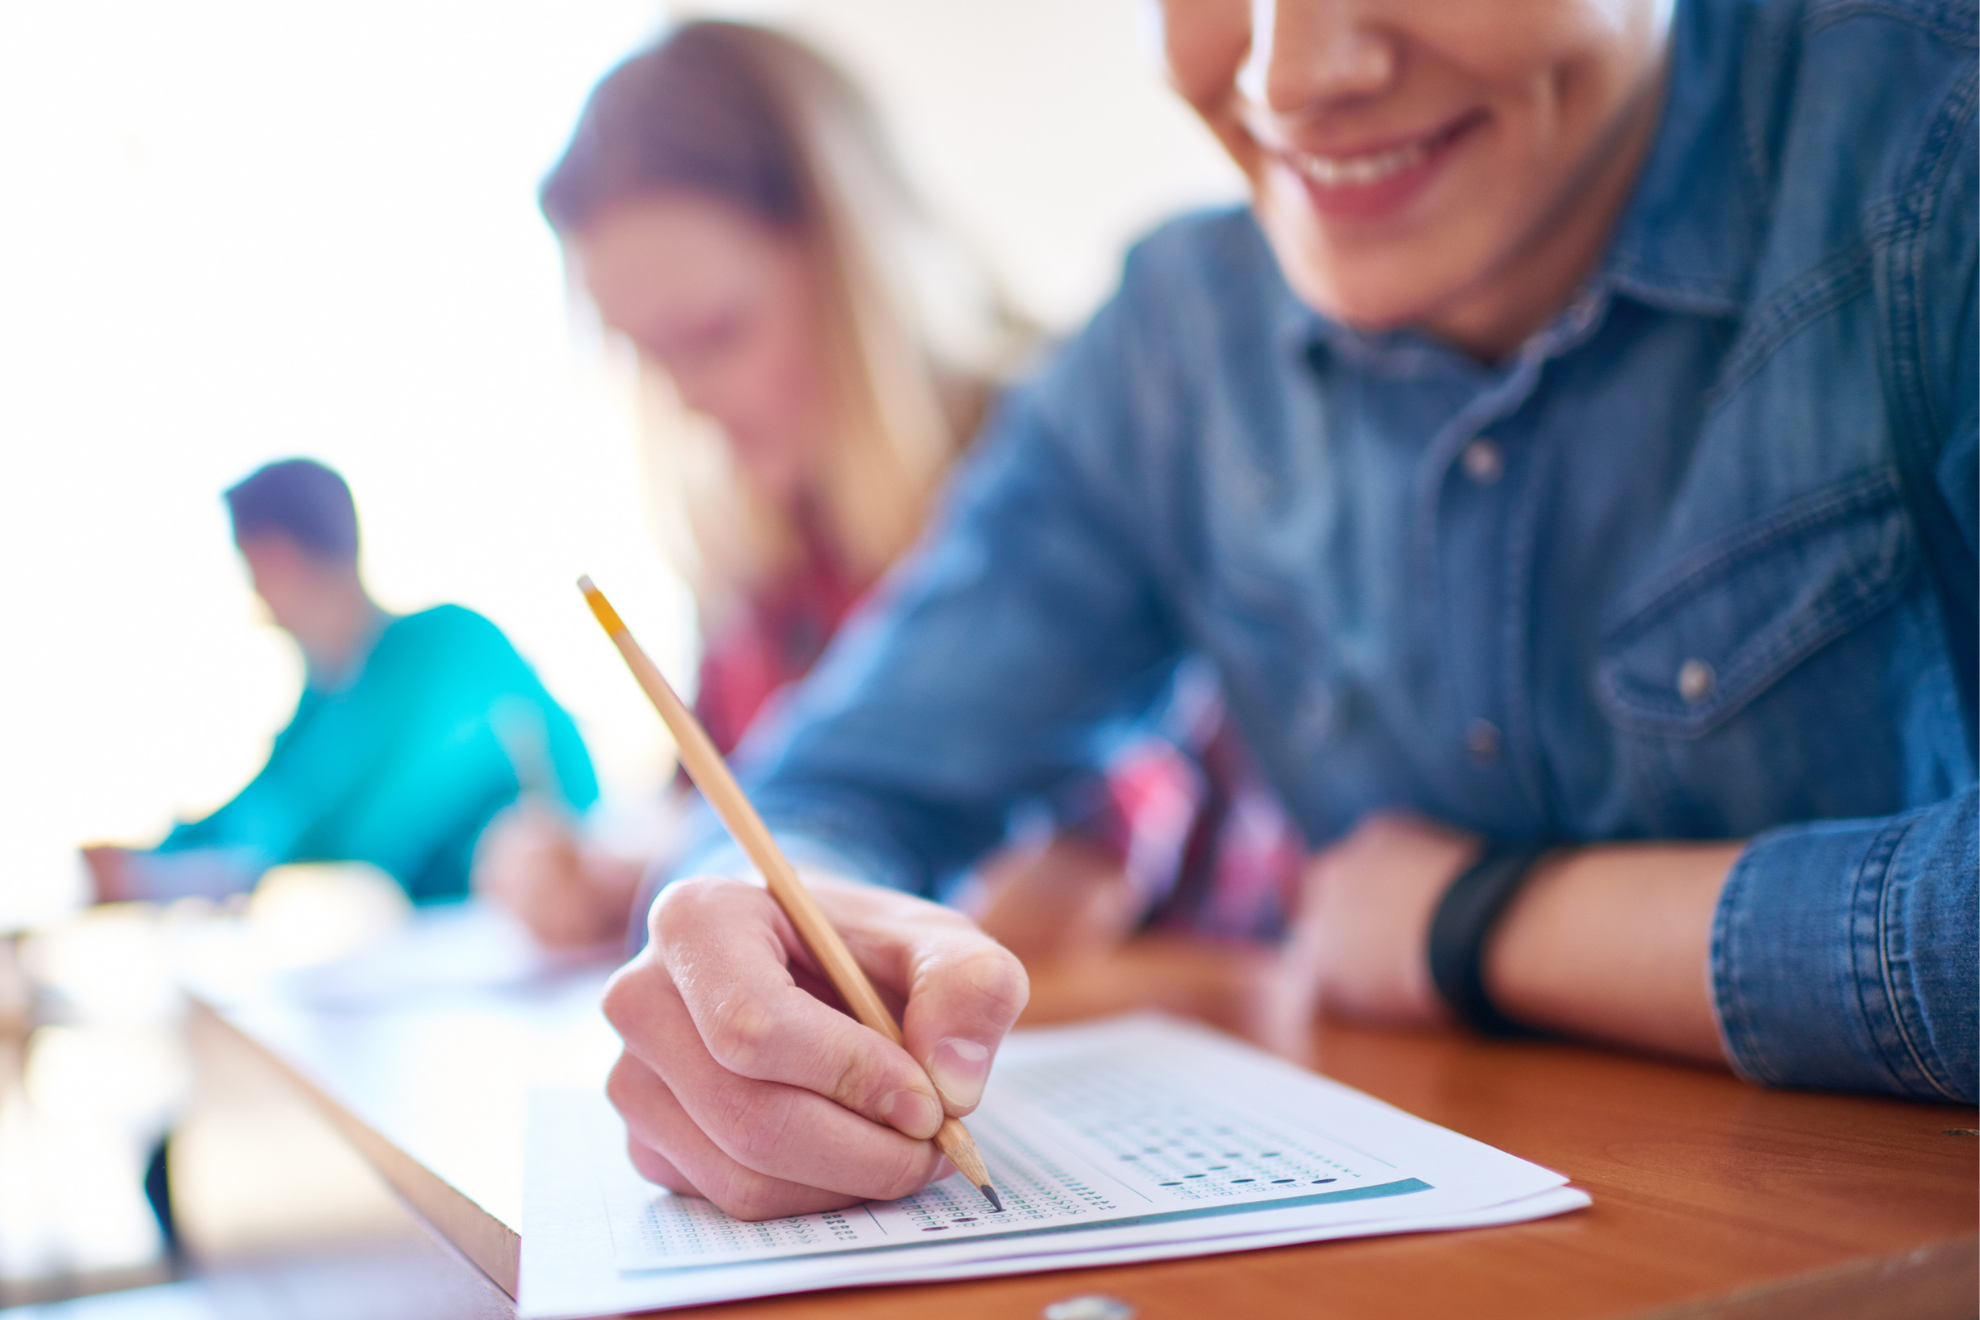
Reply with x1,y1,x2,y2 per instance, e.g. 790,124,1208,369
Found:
195,930,1977,1320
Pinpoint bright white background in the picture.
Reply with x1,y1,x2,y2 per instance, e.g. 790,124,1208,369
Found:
0,0,1241,930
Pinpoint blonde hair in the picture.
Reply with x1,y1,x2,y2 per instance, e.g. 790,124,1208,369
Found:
543,22,1029,615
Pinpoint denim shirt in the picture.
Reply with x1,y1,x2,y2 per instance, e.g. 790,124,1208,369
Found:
676,0,1978,1103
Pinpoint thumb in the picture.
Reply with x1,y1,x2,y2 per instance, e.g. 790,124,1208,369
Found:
894,927,1029,1116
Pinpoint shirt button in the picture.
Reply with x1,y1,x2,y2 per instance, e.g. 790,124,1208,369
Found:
1461,438,1504,485
1466,719,1501,762
1678,659,1716,704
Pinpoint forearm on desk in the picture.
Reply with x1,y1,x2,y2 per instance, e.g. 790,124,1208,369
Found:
1483,841,1743,1067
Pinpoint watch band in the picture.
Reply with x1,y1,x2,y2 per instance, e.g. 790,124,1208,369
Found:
1427,843,1555,1038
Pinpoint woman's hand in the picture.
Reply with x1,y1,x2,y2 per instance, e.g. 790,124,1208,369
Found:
602,873,1028,1221
473,801,638,950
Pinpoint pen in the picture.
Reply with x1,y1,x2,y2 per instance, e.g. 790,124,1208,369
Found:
576,576,1002,1214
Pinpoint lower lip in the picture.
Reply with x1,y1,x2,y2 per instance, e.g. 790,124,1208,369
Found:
1286,114,1483,224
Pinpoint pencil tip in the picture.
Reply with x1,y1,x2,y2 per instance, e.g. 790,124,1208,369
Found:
980,1184,1002,1213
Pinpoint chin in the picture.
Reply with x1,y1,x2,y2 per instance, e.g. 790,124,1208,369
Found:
1274,218,1521,337
1257,180,1509,336
1279,261,1437,334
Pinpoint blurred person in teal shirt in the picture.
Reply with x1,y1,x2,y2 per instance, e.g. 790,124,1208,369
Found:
84,458,598,906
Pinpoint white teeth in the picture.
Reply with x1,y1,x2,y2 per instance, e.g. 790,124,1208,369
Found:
1291,138,1430,188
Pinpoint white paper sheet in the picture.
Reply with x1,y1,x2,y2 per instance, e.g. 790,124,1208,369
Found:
521,1014,1588,1318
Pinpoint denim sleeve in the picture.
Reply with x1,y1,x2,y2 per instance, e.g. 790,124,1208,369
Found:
1711,786,1978,1102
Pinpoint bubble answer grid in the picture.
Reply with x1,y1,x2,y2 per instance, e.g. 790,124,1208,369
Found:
607,1017,1416,1272
522,1016,1590,1318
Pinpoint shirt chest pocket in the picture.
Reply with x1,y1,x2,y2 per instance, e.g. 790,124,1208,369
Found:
1597,468,1915,740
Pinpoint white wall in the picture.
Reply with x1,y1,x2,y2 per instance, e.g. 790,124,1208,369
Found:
0,1,1243,929
695,0,1244,328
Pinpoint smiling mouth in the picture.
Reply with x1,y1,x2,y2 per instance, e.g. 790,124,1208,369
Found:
1281,111,1485,189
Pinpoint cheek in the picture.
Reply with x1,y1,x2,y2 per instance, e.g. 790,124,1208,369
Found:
1247,55,1621,327
1160,0,1250,115
719,321,823,455
761,313,827,415
749,282,834,444
698,320,828,475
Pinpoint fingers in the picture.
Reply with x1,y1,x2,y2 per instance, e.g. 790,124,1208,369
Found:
610,1056,702,1196
814,881,1027,1117
1301,815,1476,1024
1250,857,1329,1063
608,1051,878,1220
647,878,948,1140
601,872,1023,1219
900,942,1028,1115
627,1138,697,1194
610,956,944,1201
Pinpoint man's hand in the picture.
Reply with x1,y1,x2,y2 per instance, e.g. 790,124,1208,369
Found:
1275,814,1739,1065
602,874,1029,1221
1279,814,1480,1028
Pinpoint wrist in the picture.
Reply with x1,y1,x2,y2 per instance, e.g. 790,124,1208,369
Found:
1479,847,1578,1027
1481,841,1742,1063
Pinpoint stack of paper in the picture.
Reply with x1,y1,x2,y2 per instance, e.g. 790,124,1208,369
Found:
520,1014,1586,1317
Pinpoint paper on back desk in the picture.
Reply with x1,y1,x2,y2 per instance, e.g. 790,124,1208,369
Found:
519,1014,1589,1318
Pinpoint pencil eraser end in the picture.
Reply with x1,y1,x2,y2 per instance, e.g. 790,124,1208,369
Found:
577,577,626,635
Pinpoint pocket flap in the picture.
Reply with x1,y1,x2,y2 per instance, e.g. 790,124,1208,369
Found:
1597,469,1916,738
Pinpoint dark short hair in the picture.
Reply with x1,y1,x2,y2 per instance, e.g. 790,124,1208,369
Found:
224,458,359,564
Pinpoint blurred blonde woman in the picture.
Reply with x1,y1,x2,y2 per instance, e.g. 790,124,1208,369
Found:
478,20,1299,954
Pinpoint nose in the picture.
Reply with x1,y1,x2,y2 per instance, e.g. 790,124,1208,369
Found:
1238,0,1397,115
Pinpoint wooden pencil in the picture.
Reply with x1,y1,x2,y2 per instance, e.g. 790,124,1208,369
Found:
576,576,1002,1213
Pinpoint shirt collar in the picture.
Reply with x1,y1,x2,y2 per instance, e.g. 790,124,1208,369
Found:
1596,0,1766,319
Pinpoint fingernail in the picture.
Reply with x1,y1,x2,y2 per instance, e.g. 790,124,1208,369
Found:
927,1037,991,1111
879,1088,943,1140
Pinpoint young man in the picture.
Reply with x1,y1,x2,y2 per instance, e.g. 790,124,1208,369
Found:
600,0,1977,1221
85,458,597,905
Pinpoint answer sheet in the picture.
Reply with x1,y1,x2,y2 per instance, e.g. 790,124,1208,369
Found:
521,1014,1588,1317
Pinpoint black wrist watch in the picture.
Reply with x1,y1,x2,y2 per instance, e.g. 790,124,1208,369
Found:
1427,843,1556,1038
